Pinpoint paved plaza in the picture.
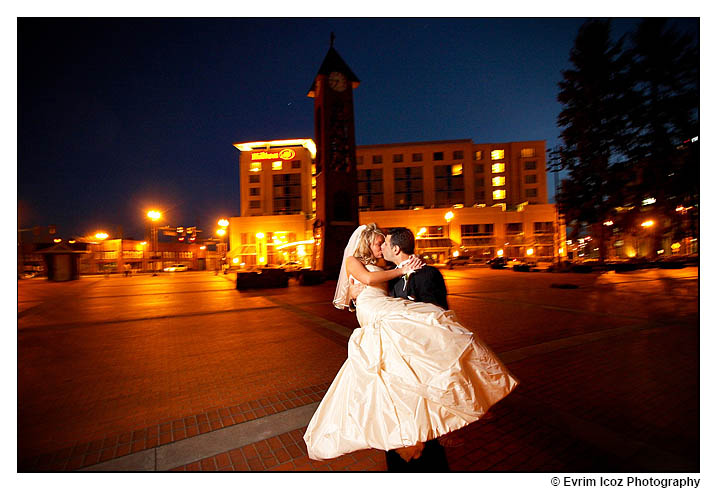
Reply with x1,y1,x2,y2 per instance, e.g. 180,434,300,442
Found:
17,266,699,472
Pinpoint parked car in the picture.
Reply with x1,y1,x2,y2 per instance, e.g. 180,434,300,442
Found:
506,258,526,268
163,264,188,272
487,257,507,269
507,258,531,272
447,255,471,269
280,261,304,272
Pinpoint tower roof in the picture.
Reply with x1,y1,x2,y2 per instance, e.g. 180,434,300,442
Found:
307,45,360,97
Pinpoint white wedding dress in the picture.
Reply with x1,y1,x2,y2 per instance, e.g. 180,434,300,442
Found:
303,265,519,461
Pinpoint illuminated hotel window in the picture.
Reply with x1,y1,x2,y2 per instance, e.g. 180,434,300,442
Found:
492,163,505,173
493,189,506,200
394,166,423,209
506,222,523,235
291,160,301,169
520,148,536,158
358,169,384,211
534,222,554,234
461,224,493,237
311,188,316,200
272,161,283,171
491,149,505,160
475,150,484,160
492,176,505,186
526,188,538,198
453,150,464,160
311,163,316,174
433,152,444,161
524,160,537,170
250,162,262,172
272,174,301,214
249,174,260,183
434,165,464,207
372,155,383,164
412,153,423,162
423,226,446,238
249,187,260,196
250,200,261,209
312,176,317,187
525,174,537,184
451,164,463,176
392,154,404,163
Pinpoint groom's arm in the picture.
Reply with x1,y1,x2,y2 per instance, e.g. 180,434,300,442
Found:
414,268,449,310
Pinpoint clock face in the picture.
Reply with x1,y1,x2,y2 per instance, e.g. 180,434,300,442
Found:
328,71,347,92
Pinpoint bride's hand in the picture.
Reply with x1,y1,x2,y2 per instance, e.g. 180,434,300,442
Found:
348,280,365,300
400,255,425,274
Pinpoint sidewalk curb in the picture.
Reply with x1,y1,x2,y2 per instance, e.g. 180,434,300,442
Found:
82,403,319,471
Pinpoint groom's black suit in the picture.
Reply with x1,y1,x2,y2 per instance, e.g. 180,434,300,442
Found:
385,263,450,472
389,265,449,310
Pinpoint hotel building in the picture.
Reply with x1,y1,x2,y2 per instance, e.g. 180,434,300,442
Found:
228,138,566,267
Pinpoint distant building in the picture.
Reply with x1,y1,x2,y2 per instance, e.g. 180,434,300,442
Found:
356,139,549,210
228,138,566,266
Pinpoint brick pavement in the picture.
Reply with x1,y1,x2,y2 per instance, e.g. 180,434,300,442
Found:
17,268,699,472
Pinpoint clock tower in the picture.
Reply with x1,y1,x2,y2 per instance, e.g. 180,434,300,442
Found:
308,34,360,278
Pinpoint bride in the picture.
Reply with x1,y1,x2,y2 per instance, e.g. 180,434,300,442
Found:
303,224,518,462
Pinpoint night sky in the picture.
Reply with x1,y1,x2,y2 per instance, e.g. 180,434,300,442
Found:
17,17,699,240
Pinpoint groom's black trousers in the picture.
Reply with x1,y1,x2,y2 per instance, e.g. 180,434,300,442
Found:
385,439,449,472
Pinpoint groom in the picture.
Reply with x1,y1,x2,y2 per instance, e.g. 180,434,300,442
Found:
380,227,450,472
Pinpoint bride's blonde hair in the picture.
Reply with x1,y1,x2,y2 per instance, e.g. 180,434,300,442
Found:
353,223,384,265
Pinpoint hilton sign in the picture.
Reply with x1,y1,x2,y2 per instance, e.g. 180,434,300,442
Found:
251,148,297,161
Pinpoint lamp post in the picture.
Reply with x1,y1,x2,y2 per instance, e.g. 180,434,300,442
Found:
147,210,161,275
444,210,454,260
640,219,655,258
94,232,109,274
217,219,229,272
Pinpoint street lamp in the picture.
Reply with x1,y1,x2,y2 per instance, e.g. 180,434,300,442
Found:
147,210,161,275
444,210,454,259
217,218,229,271
95,232,109,240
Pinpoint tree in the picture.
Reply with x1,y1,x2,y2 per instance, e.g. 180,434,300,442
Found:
625,18,699,245
553,19,633,262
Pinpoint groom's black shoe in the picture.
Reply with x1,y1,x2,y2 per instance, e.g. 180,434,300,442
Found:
385,439,449,472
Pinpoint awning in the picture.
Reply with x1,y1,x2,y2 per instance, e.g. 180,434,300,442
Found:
230,245,256,256
416,238,452,249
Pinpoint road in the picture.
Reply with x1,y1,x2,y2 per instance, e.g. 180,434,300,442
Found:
17,266,699,471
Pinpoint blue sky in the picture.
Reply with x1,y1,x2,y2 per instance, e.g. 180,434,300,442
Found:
17,17,698,239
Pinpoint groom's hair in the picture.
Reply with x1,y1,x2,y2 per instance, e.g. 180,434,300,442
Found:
386,227,415,255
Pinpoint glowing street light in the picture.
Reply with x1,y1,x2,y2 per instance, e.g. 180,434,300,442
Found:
216,228,226,237
444,210,455,256
641,220,655,228
218,218,229,228
146,210,162,275
603,220,614,227
95,232,109,240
